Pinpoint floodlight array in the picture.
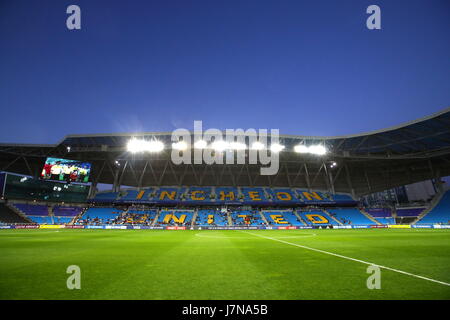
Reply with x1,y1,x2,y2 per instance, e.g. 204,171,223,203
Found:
294,144,327,155
270,143,285,153
126,138,327,156
172,141,188,151
127,139,164,153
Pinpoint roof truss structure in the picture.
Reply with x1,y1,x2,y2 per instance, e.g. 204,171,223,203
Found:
1,108,449,197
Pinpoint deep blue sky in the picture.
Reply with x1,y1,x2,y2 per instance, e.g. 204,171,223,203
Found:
0,0,449,144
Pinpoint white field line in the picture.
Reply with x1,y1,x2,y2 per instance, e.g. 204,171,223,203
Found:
0,230,61,235
195,232,316,240
242,231,450,287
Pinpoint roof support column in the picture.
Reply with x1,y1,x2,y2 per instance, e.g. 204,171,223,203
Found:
304,163,311,192
113,162,124,193
324,163,335,195
116,161,128,192
113,171,120,192
138,161,149,188
88,181,97,198
427,159,444,194
345,164,356,199
364,168,372,194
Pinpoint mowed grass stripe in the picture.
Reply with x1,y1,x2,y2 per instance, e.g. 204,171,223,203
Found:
84,230,285,299
250,228,450,284
0,229,449,299
242,230,450,287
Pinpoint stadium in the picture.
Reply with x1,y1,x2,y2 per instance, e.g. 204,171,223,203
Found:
0,108,449,300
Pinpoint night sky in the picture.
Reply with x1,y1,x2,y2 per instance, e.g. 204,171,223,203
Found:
0,0,449,144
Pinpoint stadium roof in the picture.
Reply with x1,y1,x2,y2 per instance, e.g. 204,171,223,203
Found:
1,107,450,197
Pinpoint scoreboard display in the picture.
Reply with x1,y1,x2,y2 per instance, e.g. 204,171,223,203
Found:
41,157,91,183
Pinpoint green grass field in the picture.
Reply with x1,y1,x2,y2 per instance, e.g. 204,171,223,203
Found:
0,228,449,300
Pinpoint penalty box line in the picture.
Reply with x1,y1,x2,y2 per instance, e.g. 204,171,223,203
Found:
241,231,450,287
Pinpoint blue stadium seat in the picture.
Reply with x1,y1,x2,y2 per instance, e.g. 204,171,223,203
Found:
154,187,186,202
240,187,269,202
185,187,213,202
53,206,82,216
13,203,49,216
230,210,265,226
117,188,154,202
53,216,73,224
123,209,157,224
417,191,450,224
297,210,339,225
28,216,52,224
157,210,194,226
295,190,333,203
396,208,425,217
215,187,239,202
93,187,357,206
265,188,297,203
262,211,304,226
81,207,123,224
93,192,119,202
327,208,374,225
365,208,393,225
331,193,355,202
195,209,228,226
119,190,140,201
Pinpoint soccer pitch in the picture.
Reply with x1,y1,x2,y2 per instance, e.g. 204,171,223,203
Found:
0,229,449,300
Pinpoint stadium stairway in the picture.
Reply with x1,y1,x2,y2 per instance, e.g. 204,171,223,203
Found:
190,209,198,228
322,209,343,225
413,189,450,224
359,209,382,225
5,203,35,223
412,190,446,225
70,208,87,225
194,209,229,226
298,210,341,226
259,211,269,225
293,211,307,226
151,210,159,226
263,210,305,226
392,208,398,220
157,209,194,226
0,202,32,224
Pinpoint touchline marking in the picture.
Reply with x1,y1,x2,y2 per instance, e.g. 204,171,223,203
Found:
195,232,316,240
0,230,61,235
241,231,450,287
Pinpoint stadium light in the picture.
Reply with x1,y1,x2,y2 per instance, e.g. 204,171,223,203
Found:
194,140,207,149
309,145,327,155
127,139,148,153
294,144,327,155
172,141,188,151
270,143,285,153
229,142,247,150
294,145,309,153
127,139,164,153
147,141,164,152
212,140,229,152
251,141,265,150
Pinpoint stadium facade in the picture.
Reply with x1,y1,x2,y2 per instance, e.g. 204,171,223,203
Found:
0,107,449,229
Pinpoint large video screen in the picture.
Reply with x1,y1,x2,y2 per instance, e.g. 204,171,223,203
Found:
41,157,91,183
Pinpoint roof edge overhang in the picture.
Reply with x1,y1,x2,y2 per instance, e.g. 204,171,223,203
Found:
0,106,449,147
